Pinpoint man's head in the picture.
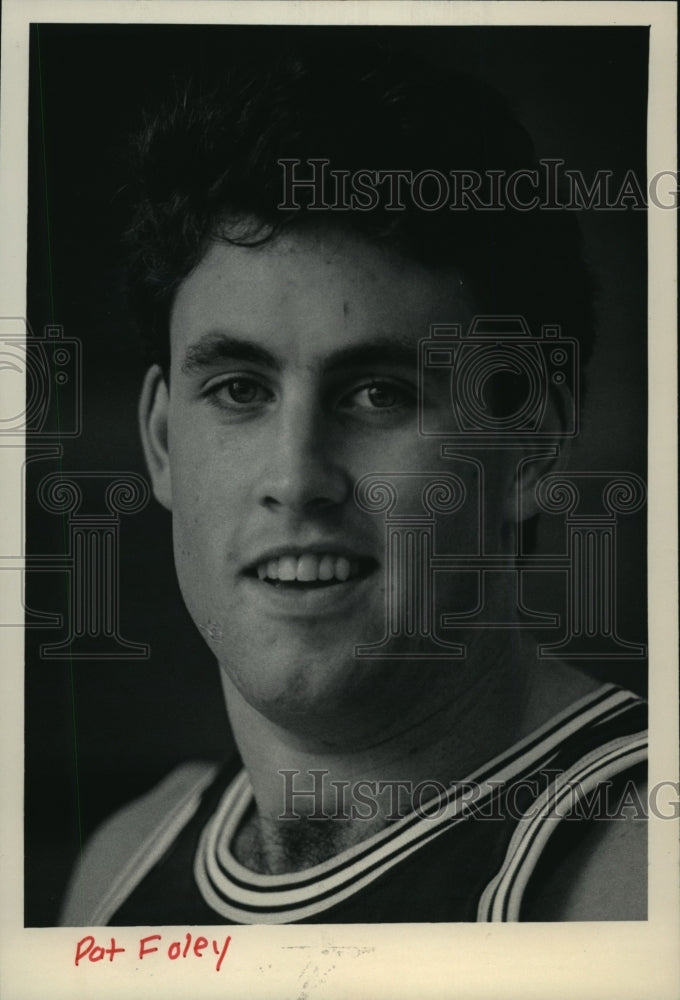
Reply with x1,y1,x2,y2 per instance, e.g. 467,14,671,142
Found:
127,40,595,380
134,40,595,743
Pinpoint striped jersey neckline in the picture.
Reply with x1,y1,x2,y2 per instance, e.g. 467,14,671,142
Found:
193,683,646,923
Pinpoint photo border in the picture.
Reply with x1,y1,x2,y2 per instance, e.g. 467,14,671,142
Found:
1,2,677,998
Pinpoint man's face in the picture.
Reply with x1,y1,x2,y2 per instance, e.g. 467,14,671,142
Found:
144,228,514,738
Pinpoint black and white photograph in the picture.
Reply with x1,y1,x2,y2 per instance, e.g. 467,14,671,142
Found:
1,1,677,998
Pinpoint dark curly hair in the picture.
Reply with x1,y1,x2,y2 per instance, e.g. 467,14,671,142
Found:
125,37,596,387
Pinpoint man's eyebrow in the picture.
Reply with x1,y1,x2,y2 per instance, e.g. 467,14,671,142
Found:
181,332,281,375
180,331,419,376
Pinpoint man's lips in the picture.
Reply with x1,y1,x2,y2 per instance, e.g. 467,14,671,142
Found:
242,549,378,587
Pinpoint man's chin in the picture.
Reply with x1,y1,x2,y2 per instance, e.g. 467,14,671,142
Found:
219,649,390,735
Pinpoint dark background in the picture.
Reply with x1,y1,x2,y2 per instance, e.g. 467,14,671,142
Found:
24,24,648,925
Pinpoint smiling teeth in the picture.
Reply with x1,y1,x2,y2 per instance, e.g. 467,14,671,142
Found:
256,554,357,582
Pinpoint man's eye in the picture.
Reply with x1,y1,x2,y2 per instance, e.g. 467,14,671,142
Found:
206,375,273,408
342,380,415,412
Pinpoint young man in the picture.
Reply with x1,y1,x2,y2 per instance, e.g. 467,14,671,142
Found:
60,40,647,924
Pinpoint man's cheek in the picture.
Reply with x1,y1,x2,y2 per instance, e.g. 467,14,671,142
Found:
172,519,220,610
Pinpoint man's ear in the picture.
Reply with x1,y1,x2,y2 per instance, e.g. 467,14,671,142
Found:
139,365,172,511
503,386,573,524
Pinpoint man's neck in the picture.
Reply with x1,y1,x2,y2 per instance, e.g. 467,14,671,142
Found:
220,637,598,874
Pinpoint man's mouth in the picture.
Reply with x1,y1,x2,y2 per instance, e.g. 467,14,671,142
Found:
245,553,377,588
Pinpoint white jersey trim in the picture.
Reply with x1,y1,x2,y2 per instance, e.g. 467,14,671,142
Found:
476,731,648,921
89,763,219,925
193,684,645,924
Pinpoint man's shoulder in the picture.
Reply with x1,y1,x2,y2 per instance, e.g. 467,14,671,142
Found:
522,778,648,921
59,760,220,926
487,671,648,922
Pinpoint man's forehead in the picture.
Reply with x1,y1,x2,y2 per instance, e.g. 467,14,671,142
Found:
169,229,474,368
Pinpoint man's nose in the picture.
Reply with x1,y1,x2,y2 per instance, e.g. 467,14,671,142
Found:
257,399,350,514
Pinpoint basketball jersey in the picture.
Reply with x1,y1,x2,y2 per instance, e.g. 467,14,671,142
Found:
62,683,647,925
